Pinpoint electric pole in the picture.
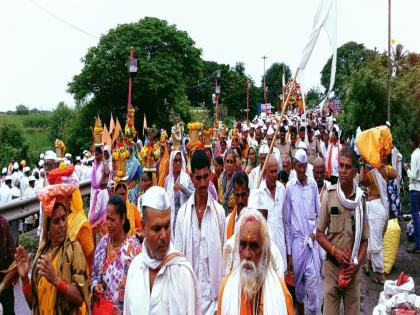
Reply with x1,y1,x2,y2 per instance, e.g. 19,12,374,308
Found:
262,55,268,114
387,0,391,121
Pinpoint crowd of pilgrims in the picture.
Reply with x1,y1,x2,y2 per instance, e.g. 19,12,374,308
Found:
1,108,413,315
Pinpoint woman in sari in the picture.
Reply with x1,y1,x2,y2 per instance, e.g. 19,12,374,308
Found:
360,156,397,284
218,149,237,214
245,145,258,174
114,182,142,237
15,184,89,315
125,147,142,204
164,150,194,239
91,195,141,315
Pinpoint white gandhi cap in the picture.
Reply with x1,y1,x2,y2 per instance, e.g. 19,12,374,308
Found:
295,149,308,164
142,186,171,211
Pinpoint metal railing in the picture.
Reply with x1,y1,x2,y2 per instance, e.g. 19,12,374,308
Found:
0,179,92,222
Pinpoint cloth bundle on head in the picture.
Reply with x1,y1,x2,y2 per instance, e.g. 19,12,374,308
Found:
37,184,77,217
142,186,170,211
295,149,308,164
47,164,79,186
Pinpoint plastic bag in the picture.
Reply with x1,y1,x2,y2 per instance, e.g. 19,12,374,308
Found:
384,277,415,298
355,125,393,169
383,218,401,274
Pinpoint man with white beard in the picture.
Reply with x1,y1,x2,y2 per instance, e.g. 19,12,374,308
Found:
217,209,294,315
124,187,200,315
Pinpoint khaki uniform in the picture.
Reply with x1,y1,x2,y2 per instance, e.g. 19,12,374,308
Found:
316,184,369,315
276,141,291,162
307,138,323,165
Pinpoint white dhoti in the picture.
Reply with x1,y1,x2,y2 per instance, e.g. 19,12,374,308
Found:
367,198,388,273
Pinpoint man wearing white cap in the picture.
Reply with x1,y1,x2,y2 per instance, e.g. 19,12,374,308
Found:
0,176,12,204
19,166,31,195
174,150,226,315
124,186,200,315
248,143,269,190
23,176,36,198
284,149,322,315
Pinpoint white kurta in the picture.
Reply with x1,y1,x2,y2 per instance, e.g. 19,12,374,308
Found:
124,243,200,315
174,193,226,315
248,165,261,190
20,176,29,195
260,179,287,273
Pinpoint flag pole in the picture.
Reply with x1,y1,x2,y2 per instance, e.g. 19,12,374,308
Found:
256,67,299,188
246,79,250,124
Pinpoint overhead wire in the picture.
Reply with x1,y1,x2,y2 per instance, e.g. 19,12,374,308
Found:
28,0,99,40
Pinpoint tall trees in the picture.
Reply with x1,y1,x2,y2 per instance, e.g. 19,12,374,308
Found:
263,62,291,107
68,17,203,131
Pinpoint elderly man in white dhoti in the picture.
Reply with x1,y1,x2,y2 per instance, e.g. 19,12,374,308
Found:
217,209,295,315
260,154,288,273
174,150,226,315
124,186,200,315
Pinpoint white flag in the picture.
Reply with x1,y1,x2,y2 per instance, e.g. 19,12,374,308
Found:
299,0,337,94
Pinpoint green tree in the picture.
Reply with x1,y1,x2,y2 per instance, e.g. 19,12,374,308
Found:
391,66,420,157
68,17,203,135
187,61,261,122
16,104,29,115
336,55,388,139
263,62,291,107
49,102,74,141
306,87,324,109
0,116,29,167
321,41,377,99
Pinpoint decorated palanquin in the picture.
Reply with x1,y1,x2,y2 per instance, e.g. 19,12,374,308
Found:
284,79,304,114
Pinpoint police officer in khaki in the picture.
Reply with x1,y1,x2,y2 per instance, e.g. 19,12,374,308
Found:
316,147,369,314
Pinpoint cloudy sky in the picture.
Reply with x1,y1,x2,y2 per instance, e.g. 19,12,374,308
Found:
0,0,419,111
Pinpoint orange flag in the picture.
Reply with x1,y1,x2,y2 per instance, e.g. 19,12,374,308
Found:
102,124,112,147
112,118,123,146
109,113,115,136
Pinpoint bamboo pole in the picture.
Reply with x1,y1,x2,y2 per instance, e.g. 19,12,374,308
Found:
256,68,300,188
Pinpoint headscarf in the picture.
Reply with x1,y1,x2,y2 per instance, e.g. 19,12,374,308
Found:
103,145,112,173
246,145,259,169
166,150,190,228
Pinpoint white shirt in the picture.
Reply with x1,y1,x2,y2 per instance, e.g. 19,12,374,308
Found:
408,147,420,191
20,176,29,195
326,143,341,177
174,194,226,315
260,179,287,272
10,186,21,199
288,164,314,182
0,185,11,204
124,244,200,315
23,186,36,198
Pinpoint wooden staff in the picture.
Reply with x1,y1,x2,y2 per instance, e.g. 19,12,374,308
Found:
256,68,300,188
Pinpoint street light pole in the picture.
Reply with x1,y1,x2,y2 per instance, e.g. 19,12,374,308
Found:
387,0,391,121
262,55,268,114
246,79,250,124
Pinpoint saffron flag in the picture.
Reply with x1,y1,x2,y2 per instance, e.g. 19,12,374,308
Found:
143,113,147,136
109,113,115,136
102,124,112,147
299,0,337,95
112,118,122,146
